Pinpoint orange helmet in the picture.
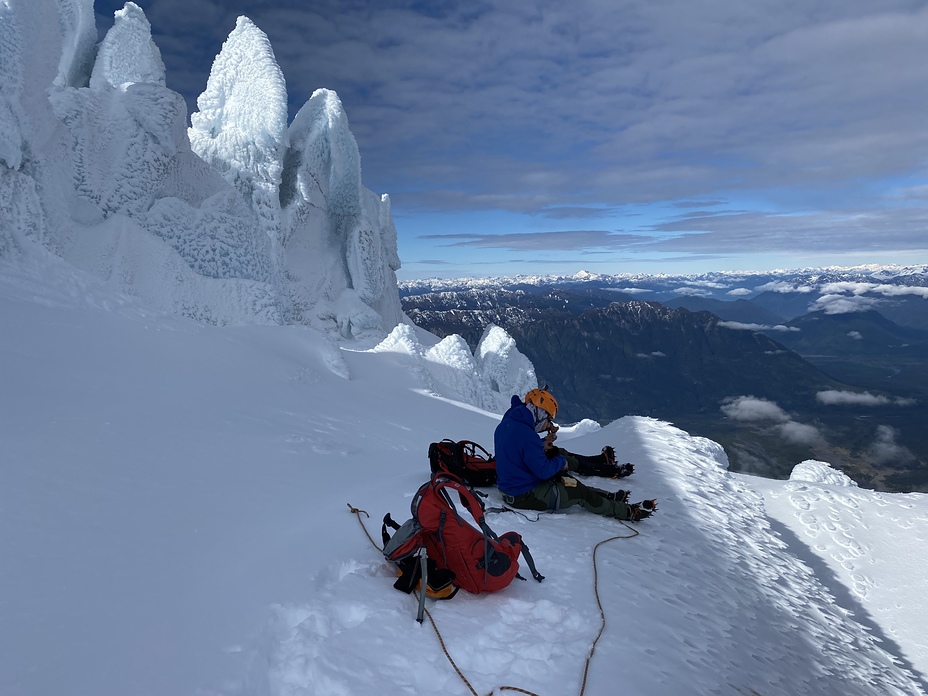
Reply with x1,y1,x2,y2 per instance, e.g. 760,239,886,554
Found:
525,388,558,419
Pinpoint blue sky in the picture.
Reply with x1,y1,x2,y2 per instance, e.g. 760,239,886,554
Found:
96,0,928,279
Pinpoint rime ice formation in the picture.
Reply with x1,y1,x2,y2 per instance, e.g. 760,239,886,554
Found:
475,324,538,404
187,15,289,312
0,1,405,338
282,88,404,338
426,334,502,412
366,322,537,414
89,2,164,90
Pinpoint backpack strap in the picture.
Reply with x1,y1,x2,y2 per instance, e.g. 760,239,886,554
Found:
459,440,492,461
519,539,545,583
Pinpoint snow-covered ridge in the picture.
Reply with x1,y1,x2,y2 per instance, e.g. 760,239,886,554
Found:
0,0,403,338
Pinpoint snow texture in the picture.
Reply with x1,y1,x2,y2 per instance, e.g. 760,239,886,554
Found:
1,1,404,336
791,459,860,487
89,2,165,90
3,253,926,695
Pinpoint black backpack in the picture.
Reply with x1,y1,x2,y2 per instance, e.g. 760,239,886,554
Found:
428,439,497,487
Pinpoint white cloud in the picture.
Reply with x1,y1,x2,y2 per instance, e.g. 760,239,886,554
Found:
867,425,915,465
719,321,799,332
722,396,823,445
817,390,916,407
756,281,815,294
675,286,713,297
721,396,790,422
779,421,823,445
809,293,881,314
727,288,753,296
682,280,729,289
847,331,863,340
820,282,928,299
820,282,877,295
872,285,928,299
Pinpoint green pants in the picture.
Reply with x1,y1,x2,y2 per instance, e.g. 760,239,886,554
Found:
504,477,631,520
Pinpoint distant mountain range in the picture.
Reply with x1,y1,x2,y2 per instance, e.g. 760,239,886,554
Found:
401,266,928,491
406,296,841,420
403,264,928,329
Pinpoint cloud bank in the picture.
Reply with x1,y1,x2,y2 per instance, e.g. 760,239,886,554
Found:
817,390,916,407
721,396,823,446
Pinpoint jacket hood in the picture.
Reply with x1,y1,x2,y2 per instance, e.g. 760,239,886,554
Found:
505,395,535,428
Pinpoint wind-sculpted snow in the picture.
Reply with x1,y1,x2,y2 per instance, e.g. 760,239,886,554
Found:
144,192,272,282
1,1,404,336
372,323,518,413
282,89,404,336
748,461,928,680
425,334,502,412
61,214,281,325
0,1,25,170
188,15,290,319
52,0,95,88
189,16,288,203
475,323,537,403
791,459,859,487
49,83,187,218
89,2,164,90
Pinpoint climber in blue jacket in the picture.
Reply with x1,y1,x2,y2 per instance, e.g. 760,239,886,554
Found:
494,389,656,521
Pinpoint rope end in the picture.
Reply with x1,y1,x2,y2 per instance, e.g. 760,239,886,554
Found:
346,503,369,518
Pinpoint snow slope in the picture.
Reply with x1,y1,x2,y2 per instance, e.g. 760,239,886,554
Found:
3,249,927,696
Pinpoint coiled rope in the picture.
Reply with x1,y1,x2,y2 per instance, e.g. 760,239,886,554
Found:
347,503,638,696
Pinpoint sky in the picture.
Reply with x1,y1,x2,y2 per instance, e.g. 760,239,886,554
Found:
95,0,928,279
2,248,927,695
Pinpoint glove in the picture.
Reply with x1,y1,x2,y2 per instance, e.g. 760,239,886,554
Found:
606,489,630,503
612,463,635,478
628,499,657,521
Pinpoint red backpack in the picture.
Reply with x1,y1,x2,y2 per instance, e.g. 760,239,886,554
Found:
428,439,497,487
382,472,544,621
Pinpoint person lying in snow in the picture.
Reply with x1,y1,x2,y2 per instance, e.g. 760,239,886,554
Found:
494,389,656,522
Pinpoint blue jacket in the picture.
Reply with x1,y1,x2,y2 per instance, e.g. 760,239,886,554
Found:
494,395,567,496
